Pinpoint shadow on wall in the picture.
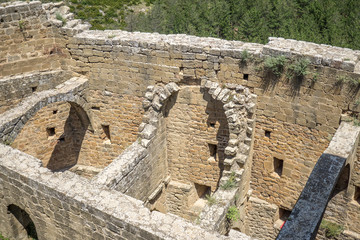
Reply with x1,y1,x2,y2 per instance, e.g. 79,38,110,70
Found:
7,204,38,240
331,163,350,198
202,90,229,189
47,104,89,171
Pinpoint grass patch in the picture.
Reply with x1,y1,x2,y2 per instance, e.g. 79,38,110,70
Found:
320,219,344,238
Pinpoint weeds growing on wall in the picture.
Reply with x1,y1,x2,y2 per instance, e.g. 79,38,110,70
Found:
226,206,240,222
287,58,310,79
56,12,66,26
353,117,360,126
320,220,344,238
18,20,26,31
336,75,360,87
205,194,217,206
239,49,250,65
220,172,236,190
0,233,9,240
264,56,287,78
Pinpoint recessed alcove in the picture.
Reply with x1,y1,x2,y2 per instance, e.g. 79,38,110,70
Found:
265,130,271,138
273,157,284,177
46,127,56,137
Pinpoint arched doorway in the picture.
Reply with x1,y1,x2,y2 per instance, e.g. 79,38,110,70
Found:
7,204,38,240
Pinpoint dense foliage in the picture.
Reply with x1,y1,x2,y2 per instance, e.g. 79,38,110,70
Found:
65,0,154,30
2,0,358,49
12,0,154,30
128,0,360,50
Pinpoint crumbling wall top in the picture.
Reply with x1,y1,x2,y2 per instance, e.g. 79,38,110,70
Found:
73,30,360,73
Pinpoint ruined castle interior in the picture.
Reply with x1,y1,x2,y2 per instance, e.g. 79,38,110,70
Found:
0,1,359,240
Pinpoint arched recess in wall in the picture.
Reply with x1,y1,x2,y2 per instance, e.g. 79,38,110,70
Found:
7,204,38,240
11,101,91,171
163,84,229,194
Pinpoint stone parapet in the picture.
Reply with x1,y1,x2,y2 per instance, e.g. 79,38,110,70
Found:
73,30,360,73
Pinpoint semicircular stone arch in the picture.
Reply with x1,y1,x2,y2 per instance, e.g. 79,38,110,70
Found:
0,76,92,145
6,204,38,240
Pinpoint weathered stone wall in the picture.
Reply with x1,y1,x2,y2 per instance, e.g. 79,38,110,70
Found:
11,102,86,170
0,144,252,240
10,87,144,172
80,90,143,167
166,86,228,191
163,85,229,220
0,70,73,113
113,115,167,201
245,197,278,239
2,1,360,239
0,1,64,77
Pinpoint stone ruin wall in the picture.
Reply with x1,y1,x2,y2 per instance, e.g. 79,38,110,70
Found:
0,144,252,240
63,30,360,238
1,1,360,239
0,1,67,77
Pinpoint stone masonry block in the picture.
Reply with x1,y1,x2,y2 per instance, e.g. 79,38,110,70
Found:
225,146,238,156
141,124,157,140
165,82,179,94
217,88,230,101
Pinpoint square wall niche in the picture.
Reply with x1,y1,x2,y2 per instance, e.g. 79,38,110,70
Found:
46,127,55,137
273,157,284,177
195,183,211,198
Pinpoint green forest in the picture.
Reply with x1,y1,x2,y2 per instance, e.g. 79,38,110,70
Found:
4,0,359,50
129,0,360,50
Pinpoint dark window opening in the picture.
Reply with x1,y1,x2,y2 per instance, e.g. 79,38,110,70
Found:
208,143,217,159
265,130,271,138
58,136,65,142
52,110,58,114
31,86,37,92
279,208,291,222
91,106,100,110
243,74,249,80
102,125,111,140
195,183,211,199
354,186,360,204
46,127,55,137
7,204,38,240
274,157,284,177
